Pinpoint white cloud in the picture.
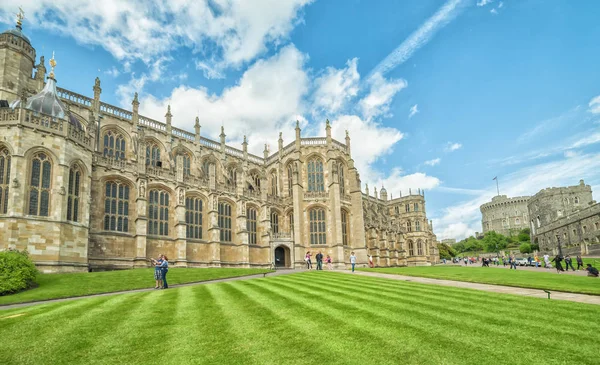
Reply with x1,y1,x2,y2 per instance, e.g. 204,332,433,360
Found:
3,0,313,69
195,60,225,80
477,0,493,6
377,169,440,195
312,58,360,116
589,95,600,114
498,1,504,8
445,142,462,152
359,73,407,120
424,158,441,166
369,0,465,78
571,132,600,149
490,8,498,14
104,66,119,77
564,150,580,158
408,104,419,118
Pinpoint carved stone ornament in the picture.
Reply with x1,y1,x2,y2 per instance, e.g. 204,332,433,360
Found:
12,178,20,188
179,188,185,205
59,186,66,195
139,180,146,198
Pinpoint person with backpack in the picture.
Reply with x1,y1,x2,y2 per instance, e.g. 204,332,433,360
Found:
159,255,169,289
315,251,323,270
152,254,163,289
585,264,599,278
576,255,584,270
564,255,575,271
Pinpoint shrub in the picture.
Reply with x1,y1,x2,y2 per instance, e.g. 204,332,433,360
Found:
519,243,532,254
0,249,38,296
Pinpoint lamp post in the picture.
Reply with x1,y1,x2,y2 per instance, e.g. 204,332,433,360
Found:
557,236,563,257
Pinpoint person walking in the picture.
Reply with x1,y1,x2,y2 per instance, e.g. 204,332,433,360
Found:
543,254,552,269
326,255,333,270
368,255,374,268
152,254,163,289
509,255,517,270
159,255,169,289
502,256,507,267
564,255,575,271
315,251,323,270
534,255,540,268
350,252,357,272
463,257,468,266
576,255,584,270
305,251,312,270
551,255,564,273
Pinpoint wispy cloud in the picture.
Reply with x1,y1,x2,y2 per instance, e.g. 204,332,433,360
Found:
408,104,419,118
477,0,493,6
368,0,465,78
589,95,600,114
104,66,119,77
490,8,498,14
424,157,441,166
517,106,582,144
445,142,462,152
571,132,600,149
436,186,487,196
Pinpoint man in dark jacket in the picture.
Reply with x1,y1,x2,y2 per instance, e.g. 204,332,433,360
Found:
315,251,323,270
585,264,599,277
564,255,575,271
576,255,584,270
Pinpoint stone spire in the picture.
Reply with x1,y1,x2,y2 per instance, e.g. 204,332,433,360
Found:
194,116,201,144
345,130,351,156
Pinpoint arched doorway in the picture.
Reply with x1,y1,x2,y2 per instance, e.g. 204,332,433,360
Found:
274,246,290,268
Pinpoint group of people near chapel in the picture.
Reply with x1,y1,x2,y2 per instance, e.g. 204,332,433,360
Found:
304,251,333,270
151,254,169,289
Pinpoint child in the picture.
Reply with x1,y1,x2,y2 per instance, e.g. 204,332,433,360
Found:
326,255,333,270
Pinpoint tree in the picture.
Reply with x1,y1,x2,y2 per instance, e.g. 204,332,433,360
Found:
519,243,532,254
482,231,508,253
438,243,457,260
517,230,530,243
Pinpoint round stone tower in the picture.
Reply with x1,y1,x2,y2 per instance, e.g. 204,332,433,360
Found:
480,195,530,237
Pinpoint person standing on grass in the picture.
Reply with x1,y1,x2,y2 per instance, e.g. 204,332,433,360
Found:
534,255,540,268
463,257,468,266
564,255,575,271
369,255,374,268
316,251,324,270
543,254,552,268
305,251,312,270
326,255,333,270
551,255,564,273
576,255,584,270
585,264,599,277
151,254,164,289
350,252,357,272
509,255,517,270
159,255,169,289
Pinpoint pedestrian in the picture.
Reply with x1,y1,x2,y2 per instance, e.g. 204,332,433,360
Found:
509,255,517,270
502,256,507,267
463,257,468,266
534,255,540,268
305,251,312,270
584,264,599,277
576,255,584,270
543,254,552,268
316,251,323,270
551,255,564,273
159,255,169,289
564,255,575,271
151,254,163,289
326,255,333,270
369,254,374,268
527,255,533,266
350,252,356,272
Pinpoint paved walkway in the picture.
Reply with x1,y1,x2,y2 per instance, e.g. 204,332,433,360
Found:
340,270,600,305
457,263,591,276
0,269,302,311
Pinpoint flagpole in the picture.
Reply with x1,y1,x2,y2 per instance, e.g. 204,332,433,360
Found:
496,178,500,196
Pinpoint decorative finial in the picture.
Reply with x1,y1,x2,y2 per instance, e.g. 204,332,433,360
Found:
220,126,225,135
326,119,330,126
16,7,25,29
295,120,300,129
279,132,283,139
194,116,200,127
133,92,139,104
49,51,57,79
243,135,247,144
167,104,171,114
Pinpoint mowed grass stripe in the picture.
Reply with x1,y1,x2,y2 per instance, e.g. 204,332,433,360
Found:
276,274,600,355
312,273,600,331
210,282,357,365
247,277,468,364
321,272,600,323
3,293,147,365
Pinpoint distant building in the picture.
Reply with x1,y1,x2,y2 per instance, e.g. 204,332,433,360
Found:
441,239,456,246
480,195,530,237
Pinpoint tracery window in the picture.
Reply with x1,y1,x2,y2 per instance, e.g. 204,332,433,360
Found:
202,160,214,179
145,143,161,167
28,152,52,216
414,203,419,211
0,148,10,214
178,153,191,176
271,211,279,234
148,189,169,236
417,240,424,255
185,197,203,239
247,207,257,244
288,211,294,231
408,240,414,256
406,221,412,232
309,207,326,245
287,165,293,197
339,164,345,195
405,204,410,213
415,221,421,232
66,165,82,222
307,157,324,192
249,172,261,192
341,210,350,245
103,130,126,160
270,172,278,196
226,167,237,188
218,202,232,242
104,181,130,232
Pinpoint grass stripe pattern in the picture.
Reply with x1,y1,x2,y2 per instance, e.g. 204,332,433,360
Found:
1,271,599,365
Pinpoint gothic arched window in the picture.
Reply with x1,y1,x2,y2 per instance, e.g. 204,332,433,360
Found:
415,221,421,232
341,210,350,245
148,189,169,236
0,148,10,214
104,181,130,232
185,197,203,239
247,207,257,244
218,201,232,242
307,157,324,192
339,164,345,195
417,240,424,255
145,143,161,167
270,172,278,196
28,152,52,216
408,240,414,256
66,165,82,222
288,211,294,231
226,167,237,188
271,211,279,234
177,153,191,176
309,207,326,245
406,221,412,232
103,130,126,160
287,165,293,197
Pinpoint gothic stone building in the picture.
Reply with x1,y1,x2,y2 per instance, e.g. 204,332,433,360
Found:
480,195,530,237
0,21,438,272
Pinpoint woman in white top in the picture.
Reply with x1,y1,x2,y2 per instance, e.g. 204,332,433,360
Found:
350,252,357,272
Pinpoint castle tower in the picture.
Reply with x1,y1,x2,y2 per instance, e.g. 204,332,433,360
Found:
0,8,37,101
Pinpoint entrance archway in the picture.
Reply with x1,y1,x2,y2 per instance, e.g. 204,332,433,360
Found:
274,246,290,268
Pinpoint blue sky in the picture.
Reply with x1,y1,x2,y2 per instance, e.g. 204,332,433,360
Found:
2,0,599,240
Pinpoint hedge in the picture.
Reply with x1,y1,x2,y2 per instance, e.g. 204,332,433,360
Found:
0,249,38,296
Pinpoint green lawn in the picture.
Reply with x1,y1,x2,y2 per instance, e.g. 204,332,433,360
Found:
1,271,599,365
0,268,271,306
360,266,600,295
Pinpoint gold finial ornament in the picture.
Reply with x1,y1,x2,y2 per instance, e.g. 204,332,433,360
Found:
16,7,25,28
49,51,57,79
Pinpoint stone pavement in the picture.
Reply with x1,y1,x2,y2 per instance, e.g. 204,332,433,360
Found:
340,270,600,305
0,269,303,311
